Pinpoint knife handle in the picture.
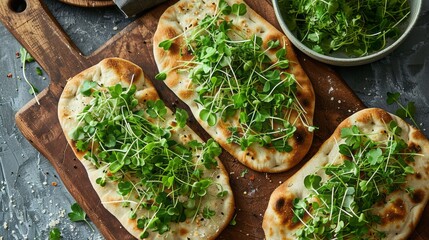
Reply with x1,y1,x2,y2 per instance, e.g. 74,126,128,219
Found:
0,0,86,87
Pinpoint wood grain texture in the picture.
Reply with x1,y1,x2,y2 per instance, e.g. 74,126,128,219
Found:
0,0,428,239
59,0,114,7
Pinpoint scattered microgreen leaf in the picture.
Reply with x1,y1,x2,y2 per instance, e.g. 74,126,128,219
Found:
19,47,39,104
229,214,237,226
68,203,94,231
386,92,418,128
49,228,61,240
28,84,39,95
35,67,43,76
240,168,248,177
20,47,34,63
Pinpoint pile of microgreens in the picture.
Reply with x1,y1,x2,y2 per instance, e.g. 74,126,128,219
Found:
156,0,315,153
70,81,227,238
279,0,411,56
292,121,419,239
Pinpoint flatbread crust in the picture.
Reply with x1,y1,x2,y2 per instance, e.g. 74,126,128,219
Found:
153,0,315,173
263,108,429,239
58,58,234,239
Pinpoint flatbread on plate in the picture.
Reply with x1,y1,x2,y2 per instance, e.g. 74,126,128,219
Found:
58,58,234,239
153,0,315,173
263,108,429,239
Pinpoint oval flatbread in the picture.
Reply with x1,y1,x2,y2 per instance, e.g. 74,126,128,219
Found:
58,58,234,239
263,108,429,239
153,0,315,173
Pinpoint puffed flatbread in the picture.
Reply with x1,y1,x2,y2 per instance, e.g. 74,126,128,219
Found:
153,0,315,173
263,108,429,239
58,58,234,239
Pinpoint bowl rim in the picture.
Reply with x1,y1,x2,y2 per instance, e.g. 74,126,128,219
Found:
272,0,423,66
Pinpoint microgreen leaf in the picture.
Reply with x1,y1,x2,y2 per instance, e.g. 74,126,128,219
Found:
175,108,189,128
96,177,106,187
49,228,61,240
203,207,216,219
20,47,34,64
159,39,173,50
68,203,94,231
76,140,89,152
386,92,401,105
229,214,237,226
199,109,217,127
268,39,280,49
232,3,247,16
303,174,321,190
386,92,418,128
19,47,40,104
68,203,87,222
146,99,167,119
367,148,383,165
109,160,124,173
80,80,97,96
28,84,39,95
240,168,248,177
219,0,231,15
155,72,167,81
35,67,43,76
117,181,133,196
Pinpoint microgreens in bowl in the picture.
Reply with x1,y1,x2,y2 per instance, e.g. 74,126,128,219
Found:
273,0,422,66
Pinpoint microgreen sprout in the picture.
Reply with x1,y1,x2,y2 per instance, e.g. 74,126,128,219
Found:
292,122,417,239
68,203,94,231
49,228,61,240
386,92,418,128
19,47,40,105
229,213,237,226
70,81,226,237
159,0,315,152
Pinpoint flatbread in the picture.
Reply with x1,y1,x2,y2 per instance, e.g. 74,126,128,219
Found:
153,0,315,173
58,58,234,239
263,108,429,239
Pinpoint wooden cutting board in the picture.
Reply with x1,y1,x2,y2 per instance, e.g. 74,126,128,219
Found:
59,0,114,7
1,0,428,239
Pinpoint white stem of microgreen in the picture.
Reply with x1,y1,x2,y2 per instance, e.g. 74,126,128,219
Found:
21,52,40,105
291,208,310,228
329,186,335,221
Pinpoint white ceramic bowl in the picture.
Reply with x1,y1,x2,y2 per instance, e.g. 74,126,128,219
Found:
272,0,422,66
